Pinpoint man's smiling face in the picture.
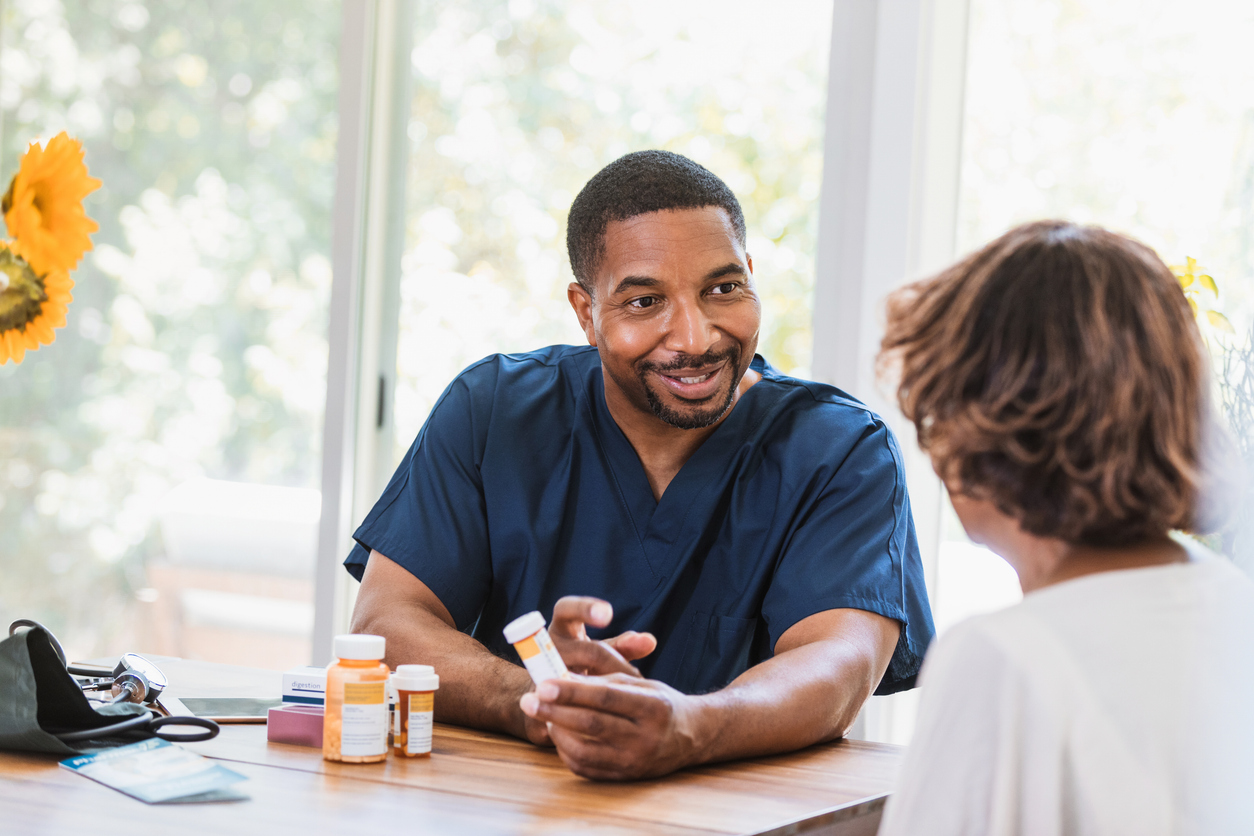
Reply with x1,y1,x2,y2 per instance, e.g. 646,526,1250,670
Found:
569,206,761,431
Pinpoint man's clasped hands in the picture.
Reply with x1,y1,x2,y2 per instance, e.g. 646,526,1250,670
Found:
516,595,703,781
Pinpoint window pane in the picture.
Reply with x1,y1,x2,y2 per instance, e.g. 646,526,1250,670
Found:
394,0,832,452
0,0,338,667
960,0,1254,331
947,0,1254,620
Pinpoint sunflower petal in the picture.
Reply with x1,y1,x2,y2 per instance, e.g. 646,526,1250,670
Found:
3,133,101,275
15,325,38,352
6,329,26,363
43,307,67,329
31,318,56,344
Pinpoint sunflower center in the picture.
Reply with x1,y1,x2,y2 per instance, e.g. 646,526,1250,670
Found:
0,249,47,333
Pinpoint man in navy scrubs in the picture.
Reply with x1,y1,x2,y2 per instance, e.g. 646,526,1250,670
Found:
346,150,933,780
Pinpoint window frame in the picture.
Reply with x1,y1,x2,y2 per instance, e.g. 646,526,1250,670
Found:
314,0,413,663
811,0,970,740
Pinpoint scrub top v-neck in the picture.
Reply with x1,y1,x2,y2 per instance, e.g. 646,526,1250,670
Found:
346,345,933,695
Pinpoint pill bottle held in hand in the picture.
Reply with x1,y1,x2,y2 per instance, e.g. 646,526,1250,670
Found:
324,634,390,763
504,611,569,685
392,665,439,757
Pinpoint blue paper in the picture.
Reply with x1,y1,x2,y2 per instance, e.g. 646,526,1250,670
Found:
60,738,248,803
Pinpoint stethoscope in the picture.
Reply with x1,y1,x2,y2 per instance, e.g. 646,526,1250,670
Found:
8,619,220,744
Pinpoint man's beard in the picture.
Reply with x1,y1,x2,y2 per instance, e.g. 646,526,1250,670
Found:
638,346,741,430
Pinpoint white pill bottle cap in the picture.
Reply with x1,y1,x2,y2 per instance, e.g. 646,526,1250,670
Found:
392,664,439,691
503,611,546,644
333,634,385,660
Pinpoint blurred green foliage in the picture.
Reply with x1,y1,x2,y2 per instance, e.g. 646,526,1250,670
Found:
0,0,338,656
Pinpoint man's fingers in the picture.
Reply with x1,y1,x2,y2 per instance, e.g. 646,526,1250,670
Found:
523,676,684,781
603,631,657,662
549,595,613,638
558,639,640,677
532,676,657,720
523,696,638,740
546,725,626,780
522,711,553,747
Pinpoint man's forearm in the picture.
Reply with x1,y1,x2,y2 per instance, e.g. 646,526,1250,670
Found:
681,635,880,766
351,599,534,738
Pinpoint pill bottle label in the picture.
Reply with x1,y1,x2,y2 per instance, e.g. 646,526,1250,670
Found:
406,692,435,755
516,629,567,685
340,681,388,757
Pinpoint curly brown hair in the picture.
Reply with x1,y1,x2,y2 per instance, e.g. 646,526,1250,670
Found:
879,220,1214,546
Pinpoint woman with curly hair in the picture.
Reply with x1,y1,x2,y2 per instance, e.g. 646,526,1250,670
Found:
876,221,1254,835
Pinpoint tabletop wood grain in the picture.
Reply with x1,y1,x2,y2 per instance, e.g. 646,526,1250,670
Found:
1,656,903,835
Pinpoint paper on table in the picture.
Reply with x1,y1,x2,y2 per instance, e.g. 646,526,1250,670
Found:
60,738,248,804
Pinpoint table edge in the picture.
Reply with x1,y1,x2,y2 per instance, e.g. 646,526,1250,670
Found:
745,792,890,836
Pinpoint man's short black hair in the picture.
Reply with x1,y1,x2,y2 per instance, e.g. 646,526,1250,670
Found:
566,150,747,294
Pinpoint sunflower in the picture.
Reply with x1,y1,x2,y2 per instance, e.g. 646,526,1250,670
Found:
2,132,101,277
0,243,73,365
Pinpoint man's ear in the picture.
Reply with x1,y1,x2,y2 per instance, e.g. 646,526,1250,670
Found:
746,254,754,275
567,281,597,347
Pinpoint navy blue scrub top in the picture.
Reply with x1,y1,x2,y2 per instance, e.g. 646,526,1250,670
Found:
346,345,934,695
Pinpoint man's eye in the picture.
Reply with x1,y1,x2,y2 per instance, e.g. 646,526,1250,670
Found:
711,282,739,295
628,296,657,309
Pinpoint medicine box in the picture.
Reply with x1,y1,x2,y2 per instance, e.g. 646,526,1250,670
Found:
267,704,324,748
282,665,327,706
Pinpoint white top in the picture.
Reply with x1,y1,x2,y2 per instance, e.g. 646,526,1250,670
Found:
879,547,1254,836
503,611,546,645
392,664,439,692
332,633,385,660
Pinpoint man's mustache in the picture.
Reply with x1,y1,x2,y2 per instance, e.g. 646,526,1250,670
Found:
638,346,739,375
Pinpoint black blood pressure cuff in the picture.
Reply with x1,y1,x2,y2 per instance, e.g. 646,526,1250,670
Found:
0,624,150,755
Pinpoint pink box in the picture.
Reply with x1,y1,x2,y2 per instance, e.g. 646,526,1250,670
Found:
267,704,324,748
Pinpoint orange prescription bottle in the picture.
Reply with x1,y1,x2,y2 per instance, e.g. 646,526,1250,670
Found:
391,665,439,757
503,611,569,685
323,634,390,763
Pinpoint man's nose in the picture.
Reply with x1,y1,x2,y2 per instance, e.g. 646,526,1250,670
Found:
664,298,718,358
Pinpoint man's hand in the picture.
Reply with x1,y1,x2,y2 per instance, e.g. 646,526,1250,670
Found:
547,596,657,675
519,596,658,747
520,674,698,780
521,607,901,781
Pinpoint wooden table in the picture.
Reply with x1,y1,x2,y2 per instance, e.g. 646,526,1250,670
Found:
0,658,903,835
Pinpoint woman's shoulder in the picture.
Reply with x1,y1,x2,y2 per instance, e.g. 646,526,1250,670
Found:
923,551,1254,705
1019,544,1254,626
915,609,1046,697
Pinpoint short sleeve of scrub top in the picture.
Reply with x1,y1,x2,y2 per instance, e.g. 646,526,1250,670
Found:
345,358,495,628
758,412,926,691
345,346,933,696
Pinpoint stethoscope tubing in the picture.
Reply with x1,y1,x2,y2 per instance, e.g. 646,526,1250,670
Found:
54,708,219,743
